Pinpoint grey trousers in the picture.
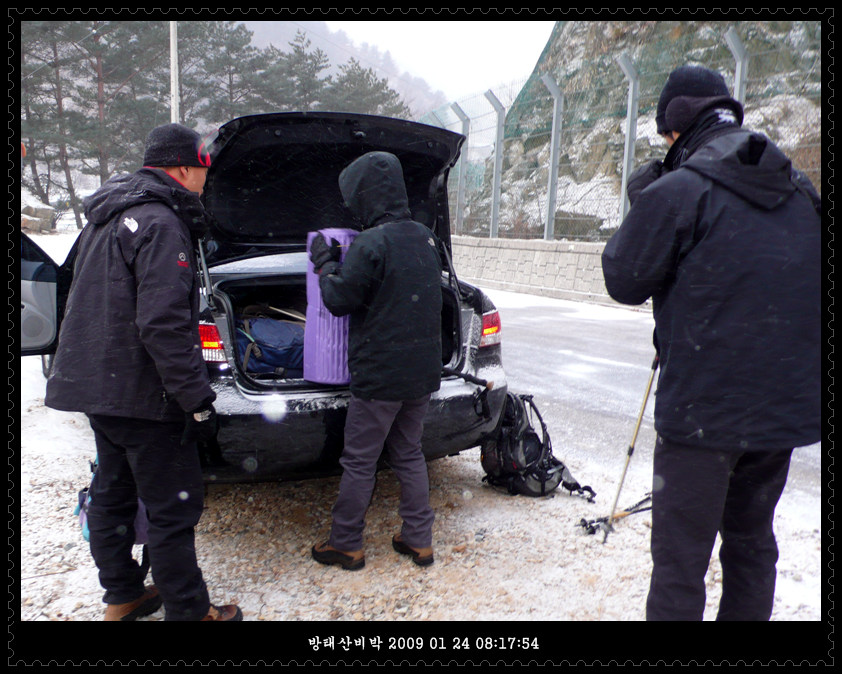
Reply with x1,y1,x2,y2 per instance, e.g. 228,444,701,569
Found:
328,394,435,551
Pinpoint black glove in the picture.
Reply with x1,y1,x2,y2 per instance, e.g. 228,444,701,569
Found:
627,160,664,207
309,233,341,274
181,402,217,446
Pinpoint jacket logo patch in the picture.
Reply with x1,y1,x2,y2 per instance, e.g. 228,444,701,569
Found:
123,217,139,233
177,252,189,268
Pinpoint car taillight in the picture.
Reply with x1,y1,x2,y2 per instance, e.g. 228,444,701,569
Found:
480,310,502,347
199,322,226,362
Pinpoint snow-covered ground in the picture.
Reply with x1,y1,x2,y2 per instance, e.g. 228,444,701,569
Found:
16,229,825,644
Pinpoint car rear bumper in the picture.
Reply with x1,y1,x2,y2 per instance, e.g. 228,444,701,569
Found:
202,373,507,483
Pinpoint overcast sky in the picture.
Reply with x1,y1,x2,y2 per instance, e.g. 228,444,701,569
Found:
323,21,556,100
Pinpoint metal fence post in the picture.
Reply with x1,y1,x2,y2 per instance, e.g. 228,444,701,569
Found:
724,26,749,104
540,73,564,241
429,111,447,128
484,89,506,239
617,52,640,222
170,21,180,123
451,103,471,235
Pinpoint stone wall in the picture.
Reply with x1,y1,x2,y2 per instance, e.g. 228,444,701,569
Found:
450,235,651,310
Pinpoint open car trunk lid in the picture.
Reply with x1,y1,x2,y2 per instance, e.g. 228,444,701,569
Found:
201,112,464,262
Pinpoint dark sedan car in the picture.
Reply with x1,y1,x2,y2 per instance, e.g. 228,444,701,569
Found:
21,112,507,483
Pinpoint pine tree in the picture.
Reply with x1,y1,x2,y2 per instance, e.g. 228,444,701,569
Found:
192,21,268,126
325,58,412,118
74,21,172,179
19,20,416,228
21,21,95,229
270,31,331,111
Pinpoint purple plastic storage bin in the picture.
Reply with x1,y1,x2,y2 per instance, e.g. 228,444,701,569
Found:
304,228,358,384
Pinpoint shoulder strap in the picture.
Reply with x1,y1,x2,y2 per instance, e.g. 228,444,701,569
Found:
521,396,597,502
521,395,551,461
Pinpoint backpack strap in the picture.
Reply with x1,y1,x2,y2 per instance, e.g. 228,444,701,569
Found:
521,395,552,464
522,396,596,501
238,318,262,370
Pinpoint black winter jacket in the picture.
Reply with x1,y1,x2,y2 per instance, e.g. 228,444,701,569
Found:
602,127,821,451
318,152,443,401
45,168,215,421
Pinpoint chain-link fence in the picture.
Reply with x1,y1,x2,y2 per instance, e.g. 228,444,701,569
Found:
420,20,822,242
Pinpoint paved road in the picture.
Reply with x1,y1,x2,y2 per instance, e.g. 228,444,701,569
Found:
483,288,822,520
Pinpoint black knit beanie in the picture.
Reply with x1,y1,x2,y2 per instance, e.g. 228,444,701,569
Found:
142,123,209,168
656,65,742,135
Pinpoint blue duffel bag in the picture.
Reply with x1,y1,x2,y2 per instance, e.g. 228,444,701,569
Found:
236,315,305,377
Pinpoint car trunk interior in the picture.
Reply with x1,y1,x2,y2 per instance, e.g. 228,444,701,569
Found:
213,274,462,388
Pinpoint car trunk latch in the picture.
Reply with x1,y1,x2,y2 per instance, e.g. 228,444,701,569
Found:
472,387,491,420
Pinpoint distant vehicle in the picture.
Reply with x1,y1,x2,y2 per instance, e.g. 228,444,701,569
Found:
20,112,507,483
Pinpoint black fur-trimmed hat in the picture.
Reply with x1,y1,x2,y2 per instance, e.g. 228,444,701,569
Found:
142,123,209,168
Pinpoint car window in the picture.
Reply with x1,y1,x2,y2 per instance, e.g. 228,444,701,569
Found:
21,236,57,283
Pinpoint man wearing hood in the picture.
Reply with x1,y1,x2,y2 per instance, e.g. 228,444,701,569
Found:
602,66,821,621
308,151,442,570
45,123,241,621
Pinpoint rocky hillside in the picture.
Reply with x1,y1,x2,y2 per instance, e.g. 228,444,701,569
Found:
465,20,822,239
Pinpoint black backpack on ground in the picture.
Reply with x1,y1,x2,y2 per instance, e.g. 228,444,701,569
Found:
481,392,595,500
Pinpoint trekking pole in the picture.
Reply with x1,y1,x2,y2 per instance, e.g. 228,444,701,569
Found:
606,354,659,534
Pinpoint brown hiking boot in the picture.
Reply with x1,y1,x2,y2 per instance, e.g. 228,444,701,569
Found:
103,585,163,621
311,542,365,570
201,604,243,621
392,534,434,567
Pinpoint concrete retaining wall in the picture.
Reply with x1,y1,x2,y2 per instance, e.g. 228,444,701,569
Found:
450,235,652,308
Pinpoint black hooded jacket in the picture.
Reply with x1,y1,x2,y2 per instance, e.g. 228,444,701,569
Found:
602,126,821,451
318,152,443,401
45,168,215,421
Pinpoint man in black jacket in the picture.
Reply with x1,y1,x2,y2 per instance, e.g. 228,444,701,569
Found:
602,66,821,620
45,123,241,621
308,151,442,570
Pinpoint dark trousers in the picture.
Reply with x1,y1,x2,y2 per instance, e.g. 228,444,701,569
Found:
646,437,793,621
86,415,210,621
329,395,435,551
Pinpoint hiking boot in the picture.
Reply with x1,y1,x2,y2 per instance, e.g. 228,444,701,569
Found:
104,585,163,621
311,542,365,570
201,604,243,621
392,534,434,567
